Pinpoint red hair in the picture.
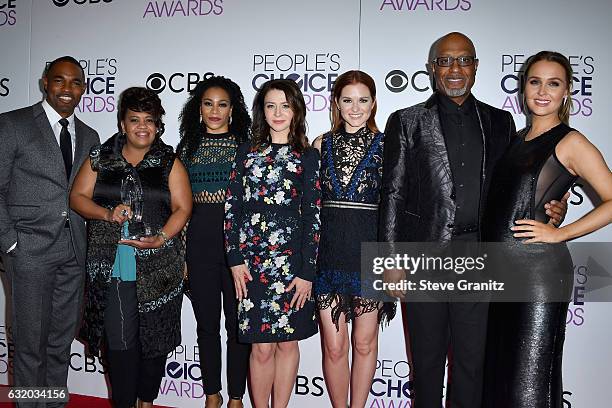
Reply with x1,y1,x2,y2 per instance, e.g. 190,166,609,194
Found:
330,70,379,133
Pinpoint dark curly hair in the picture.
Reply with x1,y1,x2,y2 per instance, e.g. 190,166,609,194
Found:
177,75,251,162
117,86,165,136
251,79,308,153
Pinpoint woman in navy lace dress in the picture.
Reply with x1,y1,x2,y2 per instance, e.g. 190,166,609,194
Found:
313,70,395,408
224,79,321,407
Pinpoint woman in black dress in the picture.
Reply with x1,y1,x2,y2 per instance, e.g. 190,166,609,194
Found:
482,51,612,408
70,87,192,408
177,76,251,408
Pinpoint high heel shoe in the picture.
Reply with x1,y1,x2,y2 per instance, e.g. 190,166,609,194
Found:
205,392,223,408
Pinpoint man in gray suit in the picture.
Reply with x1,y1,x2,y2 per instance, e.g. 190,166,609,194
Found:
0,56,99,406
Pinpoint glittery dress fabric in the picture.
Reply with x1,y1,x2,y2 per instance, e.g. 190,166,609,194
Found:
314,127,396,328
79,134,183,358
482,123,577,408
224,143,321,343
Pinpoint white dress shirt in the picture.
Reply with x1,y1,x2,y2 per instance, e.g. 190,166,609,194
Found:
42,99,77,159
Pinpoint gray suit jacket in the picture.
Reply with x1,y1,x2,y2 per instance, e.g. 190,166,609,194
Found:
0,102,100,265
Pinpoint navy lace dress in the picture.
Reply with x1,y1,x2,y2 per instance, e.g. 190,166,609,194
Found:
315,127,396,327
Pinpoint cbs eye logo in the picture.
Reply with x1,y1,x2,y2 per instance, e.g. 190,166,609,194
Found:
146,73,166,94
385,70,410,93
385,69,431,93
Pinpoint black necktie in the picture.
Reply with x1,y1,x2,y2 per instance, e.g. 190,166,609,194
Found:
59,118,72,180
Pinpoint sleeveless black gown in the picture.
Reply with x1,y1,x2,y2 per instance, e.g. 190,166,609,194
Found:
481,123,577,408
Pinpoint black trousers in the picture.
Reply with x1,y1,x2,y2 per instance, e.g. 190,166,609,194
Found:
186,204,250,398
104,279,166,408
405,301,488,408
405,232,488,408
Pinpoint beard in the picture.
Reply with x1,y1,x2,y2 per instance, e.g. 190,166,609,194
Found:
443,84,468,97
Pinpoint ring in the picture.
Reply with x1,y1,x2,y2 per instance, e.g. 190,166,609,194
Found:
121,209,128,216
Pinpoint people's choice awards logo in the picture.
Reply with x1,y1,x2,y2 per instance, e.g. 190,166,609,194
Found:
0,325,14,376
567,264,587,327
160,344,204,399
143,0,223,18
0,0,17,27
379,0,472,12
75,57,118,113
52,0,112,7
500,53,594,118
251,52,341,112
0,77,9,97
371,357,414,405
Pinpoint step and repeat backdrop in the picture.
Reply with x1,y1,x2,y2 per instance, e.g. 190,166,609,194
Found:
1,0,611,407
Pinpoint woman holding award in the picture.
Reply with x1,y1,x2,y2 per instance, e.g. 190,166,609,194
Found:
70,87,192,408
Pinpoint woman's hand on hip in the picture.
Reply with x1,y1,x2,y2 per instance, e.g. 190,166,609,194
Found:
512,219,567,243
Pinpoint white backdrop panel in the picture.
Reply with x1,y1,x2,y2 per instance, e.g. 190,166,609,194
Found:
0,0,610,407
0,0,31,113
361,1,612,407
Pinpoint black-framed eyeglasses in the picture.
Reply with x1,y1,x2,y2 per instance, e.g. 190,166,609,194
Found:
432,56,477,67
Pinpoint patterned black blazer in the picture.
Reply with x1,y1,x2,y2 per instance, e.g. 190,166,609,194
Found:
379,93,516,245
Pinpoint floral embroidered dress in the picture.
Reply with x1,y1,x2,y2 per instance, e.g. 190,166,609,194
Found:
315,127,396,327
224,143,321,343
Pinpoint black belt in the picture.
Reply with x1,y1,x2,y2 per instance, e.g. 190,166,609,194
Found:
452,224,478,235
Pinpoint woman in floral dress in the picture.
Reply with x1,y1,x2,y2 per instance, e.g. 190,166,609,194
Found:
224,79,321,407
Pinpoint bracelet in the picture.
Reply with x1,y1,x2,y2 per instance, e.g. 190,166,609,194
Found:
158,230,169,243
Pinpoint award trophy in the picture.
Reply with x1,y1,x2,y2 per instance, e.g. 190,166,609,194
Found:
120,170,151,239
